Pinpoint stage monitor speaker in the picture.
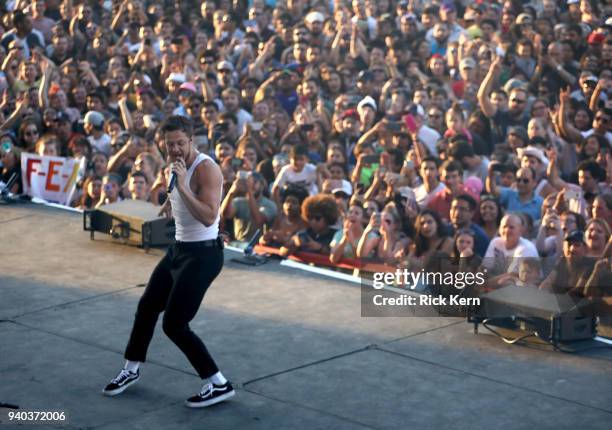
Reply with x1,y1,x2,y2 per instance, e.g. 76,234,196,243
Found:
470,286,596,343
84,200,175,248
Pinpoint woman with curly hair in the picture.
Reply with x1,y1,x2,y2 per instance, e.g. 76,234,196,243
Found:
281,194,338,256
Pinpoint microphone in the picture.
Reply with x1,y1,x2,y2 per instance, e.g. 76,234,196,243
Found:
167,163,177,194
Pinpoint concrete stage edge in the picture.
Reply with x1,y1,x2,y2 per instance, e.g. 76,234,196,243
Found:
1,203,612,430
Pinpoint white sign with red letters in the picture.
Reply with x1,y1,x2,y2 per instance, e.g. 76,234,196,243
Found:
21,153,83,205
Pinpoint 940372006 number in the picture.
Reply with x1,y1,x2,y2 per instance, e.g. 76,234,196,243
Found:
4,410,68,423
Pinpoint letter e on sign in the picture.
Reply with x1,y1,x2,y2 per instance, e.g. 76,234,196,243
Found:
45,160,63,192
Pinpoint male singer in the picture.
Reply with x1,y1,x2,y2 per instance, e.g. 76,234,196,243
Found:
102,116,234,408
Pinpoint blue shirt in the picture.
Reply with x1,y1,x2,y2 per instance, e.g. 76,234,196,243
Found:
499,187,543,221
276,91,298,116
430,41,447,57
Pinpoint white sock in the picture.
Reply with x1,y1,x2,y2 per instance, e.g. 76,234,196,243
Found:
124,360,140,373
209,371,227,385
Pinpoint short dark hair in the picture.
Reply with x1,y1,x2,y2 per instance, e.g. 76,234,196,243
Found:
218,112,238,125
567,23,583,36
453,194,477,211
203,101,219,111
386,148,404,169
130,170,148,183
577,159,606,181
441,160,463,175
480,19,497,30
423,6,439,16
449,141,475,160
328,162,347,175
290,144,308,159
422,155,440,167
281,183,309,203
160,115,194,138
13,11,27,26
215,137,234,148
87,90,106,103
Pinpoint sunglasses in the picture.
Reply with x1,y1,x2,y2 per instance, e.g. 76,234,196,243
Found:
517,178,530,184
24,130,39,136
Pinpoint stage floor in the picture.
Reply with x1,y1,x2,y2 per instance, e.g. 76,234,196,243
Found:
1,203,612,429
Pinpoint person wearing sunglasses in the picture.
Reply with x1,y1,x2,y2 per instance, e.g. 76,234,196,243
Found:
486,162,543,223
581,107,612,145
16,118,39,151
558,87,612,147
0,11,43,60
478,58,529,141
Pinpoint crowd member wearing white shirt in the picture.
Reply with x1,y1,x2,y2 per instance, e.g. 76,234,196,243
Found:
425,2,466,44
272,144,318,201
412,104,441,156
412,155,445,209
483,213,539,286
84,111,111,156
220,87,252,135
350,0,377,41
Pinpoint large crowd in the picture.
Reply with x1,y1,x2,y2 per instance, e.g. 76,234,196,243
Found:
1,0,612,298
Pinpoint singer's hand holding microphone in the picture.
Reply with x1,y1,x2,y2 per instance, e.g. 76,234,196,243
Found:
168,158,186,194
159,158,185,219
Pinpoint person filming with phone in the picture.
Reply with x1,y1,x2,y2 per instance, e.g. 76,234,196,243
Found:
220,170,277,242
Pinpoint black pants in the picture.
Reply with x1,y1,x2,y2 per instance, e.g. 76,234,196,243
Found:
124,239,224,379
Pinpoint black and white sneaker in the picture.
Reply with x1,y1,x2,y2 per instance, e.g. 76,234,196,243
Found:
185,382,235,408
102,369,139,396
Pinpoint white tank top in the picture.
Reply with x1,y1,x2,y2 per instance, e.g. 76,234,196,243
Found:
169,152,220,241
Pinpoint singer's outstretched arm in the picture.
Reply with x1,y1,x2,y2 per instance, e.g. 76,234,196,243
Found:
176,160,223,227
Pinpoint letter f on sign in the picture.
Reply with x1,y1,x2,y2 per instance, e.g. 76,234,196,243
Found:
25,158,42,188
